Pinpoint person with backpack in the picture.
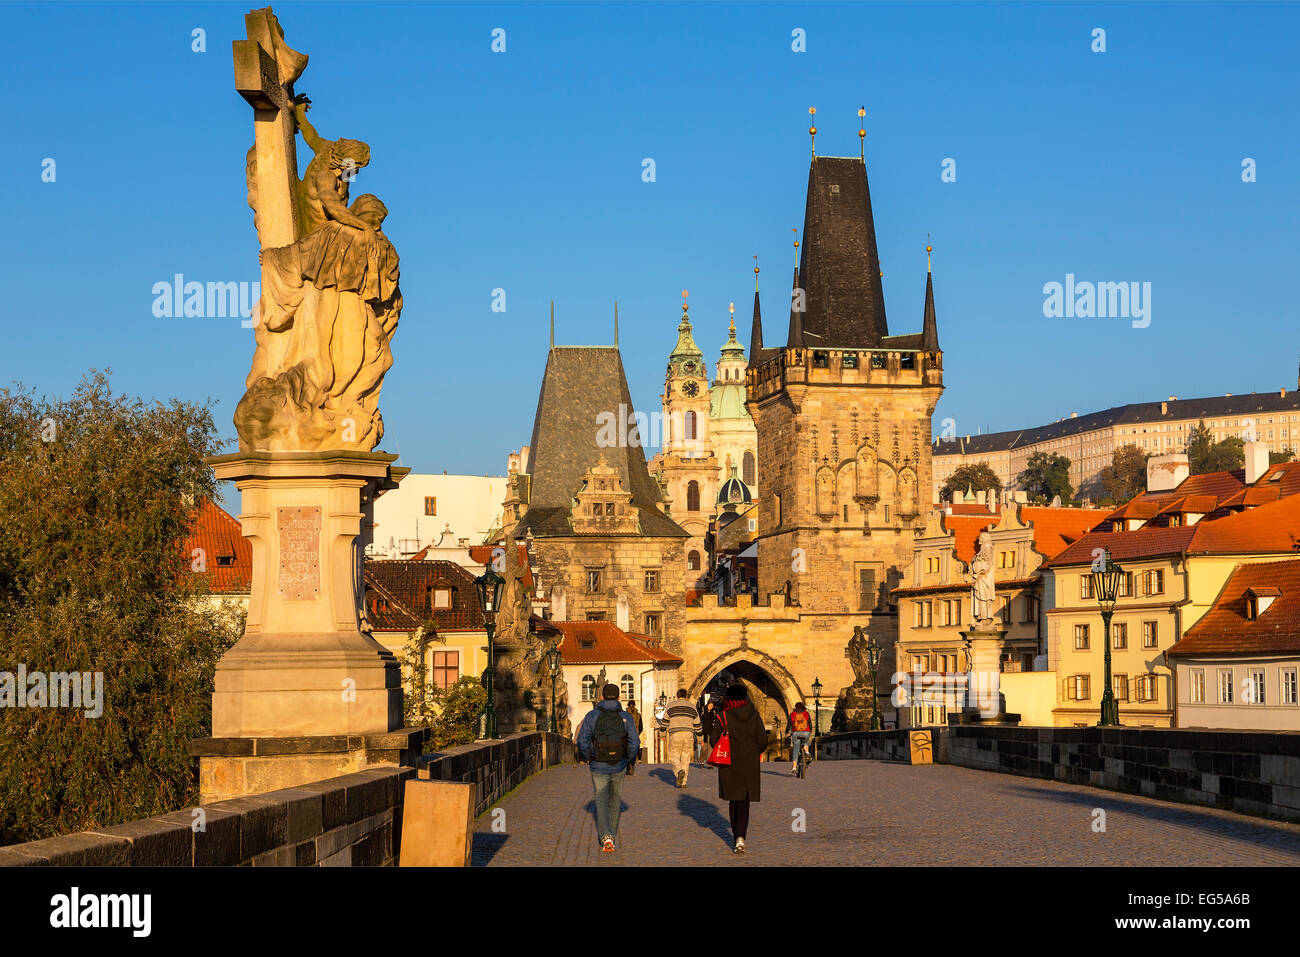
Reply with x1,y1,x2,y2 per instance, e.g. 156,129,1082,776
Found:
576,682,641,853
656,688,703,788
787,701,813,774
706,683,768,853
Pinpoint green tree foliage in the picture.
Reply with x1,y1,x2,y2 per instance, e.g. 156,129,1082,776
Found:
0,372,242,844
941,463,1002,502
1098,444,1150,503
431,677,487,750
1017,451,1074,504
1270,449,1294,465
1186,421,1245,474
397,626,486,751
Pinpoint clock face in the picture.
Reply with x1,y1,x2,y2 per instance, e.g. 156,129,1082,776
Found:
682,380,699,398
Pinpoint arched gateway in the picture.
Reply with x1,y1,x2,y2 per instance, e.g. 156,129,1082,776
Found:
687,647,805,713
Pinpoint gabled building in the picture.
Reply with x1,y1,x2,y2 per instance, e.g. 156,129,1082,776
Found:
1043,488,1300,727
551,619,683,734
512,337,689,650
182,498,253,613
1167,558,1300,730
891,503,1105,727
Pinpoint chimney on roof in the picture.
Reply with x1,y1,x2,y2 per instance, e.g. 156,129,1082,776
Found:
1168,396,1177,401
1281,387,1288,399
1146,453,1189,492
1070,412,1077,419
1160,402,1167,415
1245,440,1269,485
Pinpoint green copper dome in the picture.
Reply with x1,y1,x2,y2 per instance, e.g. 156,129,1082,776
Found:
709,382,750,421
669,305,704,378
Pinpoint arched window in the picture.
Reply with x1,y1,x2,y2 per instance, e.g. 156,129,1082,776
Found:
743,450,756,487
686,480,700,511
581,675,596,702
688,550,701,570
620,674,635,702
685,410,697,440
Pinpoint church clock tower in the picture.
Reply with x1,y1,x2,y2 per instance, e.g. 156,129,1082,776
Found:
657,291,719,590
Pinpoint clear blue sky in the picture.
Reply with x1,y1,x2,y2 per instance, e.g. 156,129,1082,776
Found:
4,1,1298,478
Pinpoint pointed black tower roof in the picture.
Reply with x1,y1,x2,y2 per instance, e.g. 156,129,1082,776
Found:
794,155,889,348
515,345,687,540
786,265,806,348
921,246,939,352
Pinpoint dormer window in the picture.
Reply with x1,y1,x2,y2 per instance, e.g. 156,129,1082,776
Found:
433,587,452,610
1246,588,1279,619
216,554,235,567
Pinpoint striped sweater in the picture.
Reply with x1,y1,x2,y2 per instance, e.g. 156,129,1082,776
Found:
656,699,702,735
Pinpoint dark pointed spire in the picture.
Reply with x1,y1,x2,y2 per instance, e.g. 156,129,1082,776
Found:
748,257,764,364
921,243,939,352
787,265,804,348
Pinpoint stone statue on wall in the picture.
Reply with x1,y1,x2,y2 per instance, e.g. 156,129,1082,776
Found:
233,11,401,453
846,624,873,687
970,530,996,624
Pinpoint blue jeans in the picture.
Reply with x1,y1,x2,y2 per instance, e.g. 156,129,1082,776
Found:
791,731,812,760
590,769,627,842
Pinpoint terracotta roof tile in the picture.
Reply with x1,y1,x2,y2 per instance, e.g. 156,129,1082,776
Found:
1019,507,1107,559
468,543,534,588
182,499,252,594
552,620,682,665
364,559,485,632
1169,558,1300,656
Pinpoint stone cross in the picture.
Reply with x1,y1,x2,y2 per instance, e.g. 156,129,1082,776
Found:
233,6,307,248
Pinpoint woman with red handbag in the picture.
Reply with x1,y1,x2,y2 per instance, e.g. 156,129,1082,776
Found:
706,683,768,853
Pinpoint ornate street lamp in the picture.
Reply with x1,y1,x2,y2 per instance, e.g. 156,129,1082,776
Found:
544,641,563,734
1089,548,1124,727
811,676,823,736
866,633,883,731
474,565,505,739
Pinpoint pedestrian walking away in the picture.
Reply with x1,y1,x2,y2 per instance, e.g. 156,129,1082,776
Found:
627,698,647,762
656,688,702,788
787,701,813,774
699,695,719,764
575,683,641,853
707,683,768,854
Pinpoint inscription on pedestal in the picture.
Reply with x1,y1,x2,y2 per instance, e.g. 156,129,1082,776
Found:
277,506,321,600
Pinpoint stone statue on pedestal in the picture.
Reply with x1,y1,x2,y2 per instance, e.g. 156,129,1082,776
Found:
970,530,997,625
234,7,402,454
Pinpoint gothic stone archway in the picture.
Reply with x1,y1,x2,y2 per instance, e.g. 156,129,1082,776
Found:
688,647,806,759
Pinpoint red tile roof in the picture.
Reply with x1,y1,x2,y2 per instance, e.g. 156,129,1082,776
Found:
943,512,1000,563
468,543,535,588
182,499,252,594
1019,507,1107,559
1169,558,1300,656
551,620,682,665
1048,493,1300,568
364,559,486,632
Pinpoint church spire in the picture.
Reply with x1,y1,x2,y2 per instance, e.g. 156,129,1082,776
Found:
787,264,804,348
669,289,705,377
748,257,764,362
921,243,940,352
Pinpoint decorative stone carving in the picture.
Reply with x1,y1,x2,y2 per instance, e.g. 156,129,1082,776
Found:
233,7,401,454
970,530,997,624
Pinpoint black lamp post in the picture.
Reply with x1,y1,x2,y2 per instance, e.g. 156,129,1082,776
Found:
474,565,504,739
811,677,823,736
1090,548,1123,727
866,633,883,731
545,641,563,734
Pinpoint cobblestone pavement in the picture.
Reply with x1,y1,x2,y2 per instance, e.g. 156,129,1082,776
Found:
471,760,1300,866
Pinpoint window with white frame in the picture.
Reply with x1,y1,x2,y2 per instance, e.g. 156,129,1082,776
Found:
1218,669,1234,704
1112,622,1127,650
1245,669,1265,705
1074,624,1090,650
1067,674,1091,700
1080,576,1094,600
1142,621,1158,648
1190,669,1205,704
1113,674,1129,702
581,674,597,702
1282,669,1298,706
620,673,635,702
1136,673,1158,703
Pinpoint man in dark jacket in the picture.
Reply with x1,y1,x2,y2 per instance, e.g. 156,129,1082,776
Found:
706,683,768,853
576,683,641,852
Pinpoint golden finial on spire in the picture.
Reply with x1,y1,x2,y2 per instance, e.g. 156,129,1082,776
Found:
681,288,689,315
793,227,800,268
858,106,866,159
729,301,736,334
927,233,933,274
808,106,817,158
753,254,760,291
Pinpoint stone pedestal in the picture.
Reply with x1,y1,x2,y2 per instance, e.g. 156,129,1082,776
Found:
950,624,1020,725
193,451,412,801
